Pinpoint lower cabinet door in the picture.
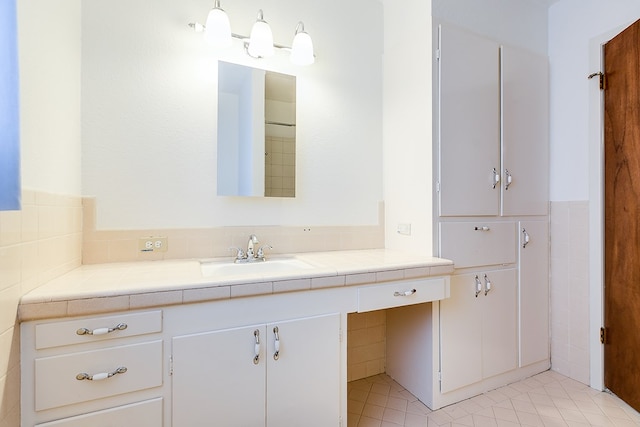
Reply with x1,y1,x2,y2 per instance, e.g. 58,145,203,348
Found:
439,269,517,394
35,398,163,427
172,324,266,427
266,313,341,427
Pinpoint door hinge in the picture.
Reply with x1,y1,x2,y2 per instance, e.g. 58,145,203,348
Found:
169,355,174,376
339,328,343,343
588,72,606,90
600,327,607,344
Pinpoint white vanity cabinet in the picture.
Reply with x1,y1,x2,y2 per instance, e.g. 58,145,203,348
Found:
21,311,164,427
171,313,340,427
439,269,517,393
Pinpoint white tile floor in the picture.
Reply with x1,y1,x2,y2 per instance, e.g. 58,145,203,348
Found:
348,371,640,426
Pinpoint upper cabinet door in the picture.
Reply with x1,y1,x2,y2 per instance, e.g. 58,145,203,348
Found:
438,24,500,217
501,46,549,216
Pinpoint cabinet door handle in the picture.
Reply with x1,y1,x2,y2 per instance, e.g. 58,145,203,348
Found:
393,289,417,297
492,168,501,189
76,366,127,381
475,275,482,298
76,323,127,336
273,327,280,360
253,329,261,365
504,169,513,190
484,274,492,296
522,228,530,248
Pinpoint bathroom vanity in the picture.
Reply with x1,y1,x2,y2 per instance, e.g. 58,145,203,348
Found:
19,250,454,426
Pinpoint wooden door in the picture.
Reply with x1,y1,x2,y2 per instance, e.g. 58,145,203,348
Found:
438,23,500,217
604,17,640,412
172,325,266,427
266,314,340,427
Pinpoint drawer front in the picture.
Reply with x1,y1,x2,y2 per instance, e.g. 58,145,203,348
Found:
35,340,163,411
35,311,162,350
36,398,163,427
439,222,516,268
357,277,450,313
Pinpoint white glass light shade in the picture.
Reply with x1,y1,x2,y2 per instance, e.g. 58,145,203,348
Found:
248,12,274,58
291,30,314,65
204,7,232,48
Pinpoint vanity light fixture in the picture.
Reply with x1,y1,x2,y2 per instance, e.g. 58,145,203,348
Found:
189,1,315,65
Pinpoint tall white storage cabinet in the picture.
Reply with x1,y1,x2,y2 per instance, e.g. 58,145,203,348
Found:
387,22,550,409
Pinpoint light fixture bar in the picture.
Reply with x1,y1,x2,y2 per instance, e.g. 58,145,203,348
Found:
188,2,315,65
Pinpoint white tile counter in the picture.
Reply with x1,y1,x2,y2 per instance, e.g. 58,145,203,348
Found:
19,249,453,321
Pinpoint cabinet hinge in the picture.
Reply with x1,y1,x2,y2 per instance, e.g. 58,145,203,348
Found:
339,329,343,343
600,327,608,344
438,371,442,382
436,181,441,193
435,49,441,60
169,355,174,376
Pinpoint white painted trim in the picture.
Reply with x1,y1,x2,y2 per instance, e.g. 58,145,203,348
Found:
588,24,629,392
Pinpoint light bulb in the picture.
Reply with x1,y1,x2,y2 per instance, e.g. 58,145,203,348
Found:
248,10,274,58
204,1,232,48
290,23,314,66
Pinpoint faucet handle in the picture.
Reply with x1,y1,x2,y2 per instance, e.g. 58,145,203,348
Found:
229,246,246,261
257,245,273,259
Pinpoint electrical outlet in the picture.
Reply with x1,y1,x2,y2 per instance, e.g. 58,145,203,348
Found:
139,237,168,252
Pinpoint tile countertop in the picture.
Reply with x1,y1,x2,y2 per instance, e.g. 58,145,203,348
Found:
18,249,454,322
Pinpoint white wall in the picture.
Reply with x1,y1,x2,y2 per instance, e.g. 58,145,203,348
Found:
382,0,433,255
80,0,384,230
549,0,640,201
18,0,82,195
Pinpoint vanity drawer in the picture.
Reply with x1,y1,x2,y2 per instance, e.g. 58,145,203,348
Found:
35,311,162,350
439,221,516,268
357,277,450,313
36,398,163,427
35,340,163,411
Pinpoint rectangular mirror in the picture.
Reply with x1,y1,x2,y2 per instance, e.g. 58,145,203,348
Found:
217,61,296,198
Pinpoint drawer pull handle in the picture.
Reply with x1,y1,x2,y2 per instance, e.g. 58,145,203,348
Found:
253,329,261,365
76,366,127,381
522,228,530,248
76,323,128,336
393,289,417,297
474,226,490,231
273,326,280,360
484,274,492,296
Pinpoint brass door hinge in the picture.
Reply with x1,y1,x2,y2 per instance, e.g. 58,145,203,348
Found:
600,327,608,344
588,72,606,90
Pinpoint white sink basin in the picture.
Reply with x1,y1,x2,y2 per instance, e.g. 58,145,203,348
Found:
200,257,315,277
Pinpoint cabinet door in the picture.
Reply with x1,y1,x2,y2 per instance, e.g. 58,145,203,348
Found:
501,46,549,216
439,273,483,393
438,23,500,217
172,325,266,427
266,313,341,427
519,220,550,367
440,269,517,393
482,269,518,378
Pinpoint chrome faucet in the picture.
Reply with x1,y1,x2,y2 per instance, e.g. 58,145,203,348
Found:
246,234,259,258
231,235,271,263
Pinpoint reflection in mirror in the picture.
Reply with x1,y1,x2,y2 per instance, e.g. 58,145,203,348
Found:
217,61,296,198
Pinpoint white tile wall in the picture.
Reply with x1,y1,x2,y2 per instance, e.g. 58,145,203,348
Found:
550,201,590,385
0,190,82,427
